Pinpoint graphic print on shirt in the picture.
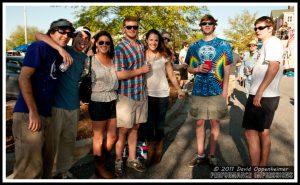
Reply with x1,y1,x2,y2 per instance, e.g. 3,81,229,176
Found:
50,60,58,79
199,45,216,61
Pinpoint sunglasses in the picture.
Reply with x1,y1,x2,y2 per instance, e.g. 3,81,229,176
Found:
199,22,214,26
98,41,111,46
163,37,170,42
56,29,74,38
254,25,269,31
124,25,139,30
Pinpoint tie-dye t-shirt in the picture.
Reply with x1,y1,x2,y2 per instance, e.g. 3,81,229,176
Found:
185,37,233,96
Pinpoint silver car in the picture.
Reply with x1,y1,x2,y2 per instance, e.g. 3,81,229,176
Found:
6,56,24,99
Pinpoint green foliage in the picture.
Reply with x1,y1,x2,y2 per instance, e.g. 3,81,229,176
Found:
6,25,44,50
73,5,209,52
223,10,258,53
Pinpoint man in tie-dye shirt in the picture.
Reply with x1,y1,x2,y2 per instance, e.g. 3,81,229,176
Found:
185,14,233,168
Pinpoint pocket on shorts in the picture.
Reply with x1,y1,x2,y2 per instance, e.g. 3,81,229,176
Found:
190,106,198,118
12,113,29,140
190,96,199,118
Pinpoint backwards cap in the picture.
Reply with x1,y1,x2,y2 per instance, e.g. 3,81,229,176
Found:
50,18,75,31
74,26,91,35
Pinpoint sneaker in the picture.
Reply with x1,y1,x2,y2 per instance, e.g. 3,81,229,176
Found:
188,154,207,167
115,159,124,177
126,158,146,172
53,171,76,179
208,155,218,167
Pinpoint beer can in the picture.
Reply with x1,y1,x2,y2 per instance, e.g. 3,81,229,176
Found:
59,62,69,72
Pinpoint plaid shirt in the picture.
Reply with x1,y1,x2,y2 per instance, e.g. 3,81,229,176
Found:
113,36,147,101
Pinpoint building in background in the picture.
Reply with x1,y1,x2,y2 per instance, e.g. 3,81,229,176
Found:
271,6,295,72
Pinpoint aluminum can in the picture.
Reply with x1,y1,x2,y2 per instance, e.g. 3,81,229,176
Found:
59,62,69,72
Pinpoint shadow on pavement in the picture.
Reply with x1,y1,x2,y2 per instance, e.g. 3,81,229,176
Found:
228,103,249,166
233,88,247,106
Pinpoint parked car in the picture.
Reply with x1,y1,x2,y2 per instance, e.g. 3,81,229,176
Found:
6,50,22,56
6,56,24,99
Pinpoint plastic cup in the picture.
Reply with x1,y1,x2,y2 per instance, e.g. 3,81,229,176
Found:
204,60,212,71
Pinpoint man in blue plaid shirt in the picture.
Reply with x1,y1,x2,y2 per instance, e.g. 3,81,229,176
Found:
113,16,151,177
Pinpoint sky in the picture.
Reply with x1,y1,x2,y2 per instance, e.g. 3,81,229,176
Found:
3,3,293,41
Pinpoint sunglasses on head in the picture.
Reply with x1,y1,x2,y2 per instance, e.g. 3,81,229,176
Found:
98,41,111,46
163,37,170,42
254,25,269,31
199,22,214,26
56,29,74,38
124,25,139,30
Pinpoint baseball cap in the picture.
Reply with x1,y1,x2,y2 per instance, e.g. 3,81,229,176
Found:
50,19,75,32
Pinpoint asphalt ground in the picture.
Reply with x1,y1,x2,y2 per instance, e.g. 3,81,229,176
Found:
5,76,295,182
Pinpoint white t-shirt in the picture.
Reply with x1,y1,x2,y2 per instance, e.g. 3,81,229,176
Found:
179,48,187,64
146,56,169,97
250,36,284,97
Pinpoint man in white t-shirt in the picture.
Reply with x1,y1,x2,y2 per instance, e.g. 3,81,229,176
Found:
242,16,284,166
179,42,189,88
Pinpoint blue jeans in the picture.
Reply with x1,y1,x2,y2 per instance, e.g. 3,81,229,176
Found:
140,96,169,141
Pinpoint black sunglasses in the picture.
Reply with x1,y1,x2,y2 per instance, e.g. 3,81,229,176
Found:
124,25,139,30
163,37,170,42
56,29,74,38
254,25,270,31
199,22,214,26
98,41,111,46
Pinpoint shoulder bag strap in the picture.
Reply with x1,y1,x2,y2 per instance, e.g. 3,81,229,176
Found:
88,55,92,75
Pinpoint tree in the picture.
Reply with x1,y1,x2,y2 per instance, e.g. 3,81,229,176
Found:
6,25,44,50
223,10,258,53
73,5,208,52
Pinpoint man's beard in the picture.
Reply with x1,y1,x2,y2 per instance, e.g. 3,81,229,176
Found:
203,29,215,36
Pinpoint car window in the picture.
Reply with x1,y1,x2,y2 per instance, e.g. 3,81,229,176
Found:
6,58,23,74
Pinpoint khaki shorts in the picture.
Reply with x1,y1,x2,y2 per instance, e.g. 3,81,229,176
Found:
189,95,229,120
116,95,148,128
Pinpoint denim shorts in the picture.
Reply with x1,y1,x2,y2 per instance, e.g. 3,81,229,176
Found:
242,95,280,132
88,100,116,121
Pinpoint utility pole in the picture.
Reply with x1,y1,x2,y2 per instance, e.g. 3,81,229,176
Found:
24,6,27,44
